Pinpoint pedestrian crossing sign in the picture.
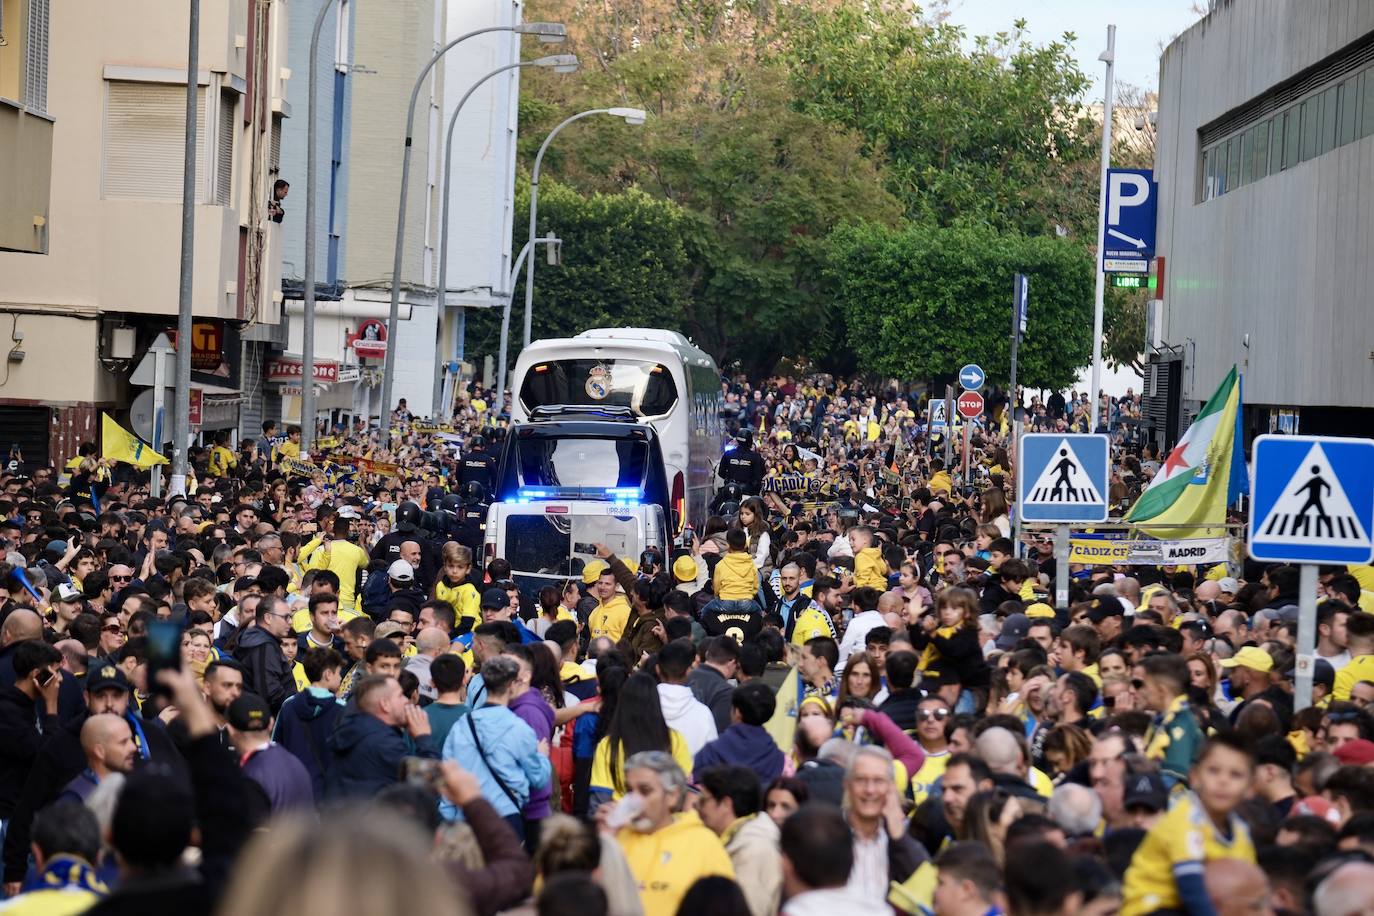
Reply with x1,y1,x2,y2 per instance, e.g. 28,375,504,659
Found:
1018,434,1110,522
1249,435,1374,564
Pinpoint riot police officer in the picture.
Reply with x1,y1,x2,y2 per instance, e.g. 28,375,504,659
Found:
457,433,498,499
719,428,765,496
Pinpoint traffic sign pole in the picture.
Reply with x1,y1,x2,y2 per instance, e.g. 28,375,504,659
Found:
1296,564,1317,712
1250,434,1374,711
944,386,955,470
961,420,972,487
1055,523,1071,608
1089,24,1115,434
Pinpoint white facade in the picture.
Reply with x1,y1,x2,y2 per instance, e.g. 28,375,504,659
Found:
433,0,524,412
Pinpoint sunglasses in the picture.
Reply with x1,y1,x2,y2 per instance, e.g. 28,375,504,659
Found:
917,708,950,722
102,624,124,634
1131,679,1146,690
110,575,132,583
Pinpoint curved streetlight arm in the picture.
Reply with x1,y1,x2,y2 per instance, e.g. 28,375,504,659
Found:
300,0,340,452
379,24,566,425
430,58,541,418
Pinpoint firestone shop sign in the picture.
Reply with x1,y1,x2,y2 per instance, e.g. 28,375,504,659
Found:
266,357,338,384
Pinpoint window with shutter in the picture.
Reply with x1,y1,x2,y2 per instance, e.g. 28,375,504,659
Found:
103,81,208,201
23,0,48,114
270,113,282,174
217,91,235,205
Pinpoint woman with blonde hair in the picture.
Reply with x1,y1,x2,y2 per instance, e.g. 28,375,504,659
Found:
180,629,213,686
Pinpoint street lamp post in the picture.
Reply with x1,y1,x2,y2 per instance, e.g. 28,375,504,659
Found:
300,0,341,454
169,0,200,497
492,234,560,423
521,107,646,350
377,22,569,429
431,55,578,420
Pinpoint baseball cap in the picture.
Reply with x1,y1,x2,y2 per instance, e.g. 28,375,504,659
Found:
581,559,607,585
1123,772,1168,813
375,621,410,641
1024,602,1056,620
1086,597,1124,624
1284,658,1336,692
1334,739,1374,767
1218,577,1240,595
45,539,69,556
386,560,415,583
233,575,258,594
672,555,698,583
227,694,271,732
995,613,1030,652
336,506,360,520
481,587,509,610
84,663,131,695
1219,646,1273,673
55,582,83,603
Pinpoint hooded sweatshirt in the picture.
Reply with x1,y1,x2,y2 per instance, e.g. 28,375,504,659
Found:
508,689,555,820
616,811,735,916
657,683,718,756
713,551,759,601
693,723,785,785
273,688,343,801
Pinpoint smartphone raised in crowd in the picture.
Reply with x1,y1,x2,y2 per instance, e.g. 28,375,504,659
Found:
145,617,185,695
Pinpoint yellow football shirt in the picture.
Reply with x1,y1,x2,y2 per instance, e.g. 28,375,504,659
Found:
1122,792,1255,916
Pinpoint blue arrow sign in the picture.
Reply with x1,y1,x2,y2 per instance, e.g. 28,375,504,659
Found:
1018,434,1110,523
1249,435,1374,564
959,364,985,391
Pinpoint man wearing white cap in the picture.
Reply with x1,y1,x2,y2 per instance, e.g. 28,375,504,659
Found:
48,583,86,639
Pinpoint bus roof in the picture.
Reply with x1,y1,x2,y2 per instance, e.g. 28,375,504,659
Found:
520,327,717,370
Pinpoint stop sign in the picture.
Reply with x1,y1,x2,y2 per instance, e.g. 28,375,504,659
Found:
956,390,984,419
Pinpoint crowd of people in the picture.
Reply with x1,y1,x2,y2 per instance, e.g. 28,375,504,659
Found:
0,375,1369,916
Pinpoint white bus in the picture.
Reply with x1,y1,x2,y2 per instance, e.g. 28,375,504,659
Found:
510,328,724,535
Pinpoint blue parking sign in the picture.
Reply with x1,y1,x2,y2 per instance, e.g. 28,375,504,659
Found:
1249,435,1374,564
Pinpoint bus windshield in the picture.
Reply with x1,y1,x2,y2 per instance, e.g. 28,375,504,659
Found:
518,359,678,417
515,436,651,491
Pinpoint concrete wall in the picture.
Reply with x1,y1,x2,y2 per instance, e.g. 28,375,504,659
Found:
0,0,289,404
439,0,521,308
278,0,352,286
1155,0,1374,408
342,0,443,289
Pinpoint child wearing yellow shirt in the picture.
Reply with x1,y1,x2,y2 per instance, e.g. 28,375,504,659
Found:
848,525,890,590
1122,736,1257,916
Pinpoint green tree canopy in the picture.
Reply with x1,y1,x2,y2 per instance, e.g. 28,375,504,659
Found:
825,221,1094,390
462,180,694,359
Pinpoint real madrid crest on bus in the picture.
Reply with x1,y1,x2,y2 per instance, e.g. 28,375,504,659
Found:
585,364,610,400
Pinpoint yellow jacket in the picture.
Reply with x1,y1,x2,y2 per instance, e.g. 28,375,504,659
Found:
713,551,759,602
617,811,735,916
853,546,889,590
588,594,631,643
435,577,481,625
302,537,369,611
928,470,953,496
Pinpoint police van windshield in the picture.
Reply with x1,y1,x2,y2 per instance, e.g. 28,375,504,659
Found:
515,436,650,491
519,359,678,417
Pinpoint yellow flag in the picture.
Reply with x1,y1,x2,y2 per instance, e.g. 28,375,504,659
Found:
102,413,168,468
764,665,800,754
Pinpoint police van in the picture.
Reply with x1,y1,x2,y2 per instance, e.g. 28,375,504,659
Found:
484,410,672,597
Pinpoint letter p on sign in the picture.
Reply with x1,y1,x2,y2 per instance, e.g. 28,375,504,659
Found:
1108,172,1150,224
